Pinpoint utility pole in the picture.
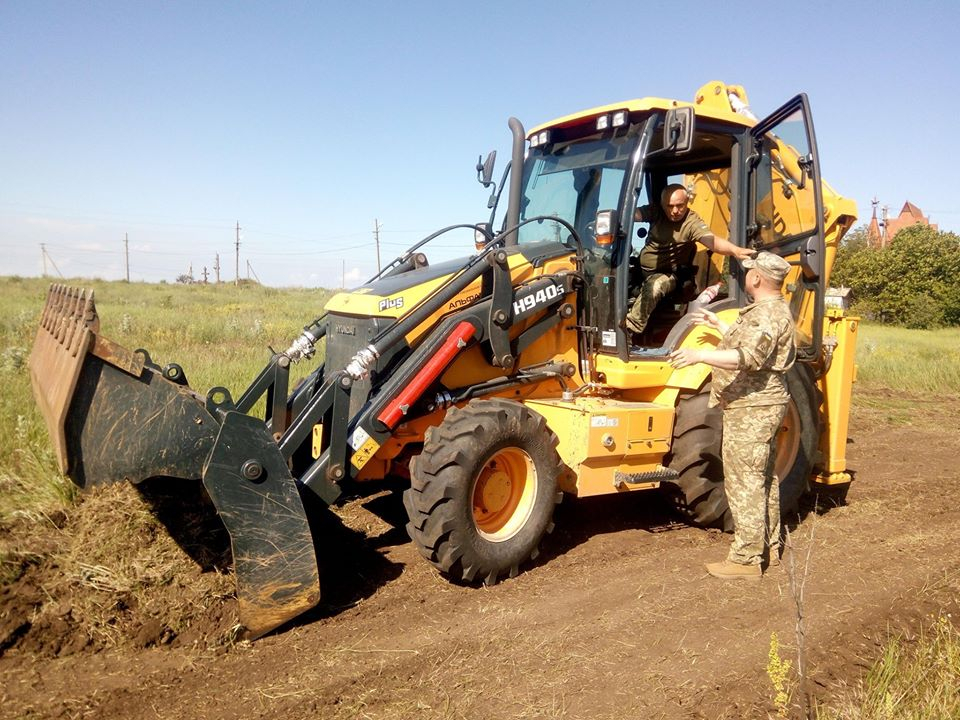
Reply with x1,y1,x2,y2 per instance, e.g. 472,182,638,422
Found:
246,260,261,285
124,233,130,282
342,259,345,288
235,221,241,286
40,244,63,278
202,266,209,284
373,219,382,273
214,253,221,284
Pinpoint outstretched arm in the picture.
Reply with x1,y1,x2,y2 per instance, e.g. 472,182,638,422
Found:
669,309,737,369
699,234,755,261
668,346,741,370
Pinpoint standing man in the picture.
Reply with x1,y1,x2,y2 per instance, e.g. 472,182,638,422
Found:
625,183,754,341
667,252,796,579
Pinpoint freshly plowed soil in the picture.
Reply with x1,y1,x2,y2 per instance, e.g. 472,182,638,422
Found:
2,386,958,719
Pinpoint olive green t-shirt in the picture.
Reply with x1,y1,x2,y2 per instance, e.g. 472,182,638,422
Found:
639,208,712,274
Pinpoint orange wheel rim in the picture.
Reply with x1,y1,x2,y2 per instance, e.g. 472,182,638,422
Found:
472,448,537,541
774,402,801,483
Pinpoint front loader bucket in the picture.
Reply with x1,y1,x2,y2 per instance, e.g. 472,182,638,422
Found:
29,284,320,639
203,411,321,639
30,284,98,475
29,284,218,486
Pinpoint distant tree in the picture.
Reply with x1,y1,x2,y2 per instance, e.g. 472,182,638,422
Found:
175,274,193,285
833,226,870,269
833,225,960,328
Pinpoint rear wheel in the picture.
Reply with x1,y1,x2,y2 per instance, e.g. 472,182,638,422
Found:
664,386,730,530
404,398,563,585
665,365,821,529
776,364,821,516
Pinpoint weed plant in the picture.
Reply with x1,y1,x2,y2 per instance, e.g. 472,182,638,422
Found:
817,612,960,720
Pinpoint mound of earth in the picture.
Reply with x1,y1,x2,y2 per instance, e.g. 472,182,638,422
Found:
0,481,237,656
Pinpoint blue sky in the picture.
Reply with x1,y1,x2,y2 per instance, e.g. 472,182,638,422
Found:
2,0,958,288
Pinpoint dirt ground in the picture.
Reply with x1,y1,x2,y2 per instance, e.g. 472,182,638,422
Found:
2,386,959,720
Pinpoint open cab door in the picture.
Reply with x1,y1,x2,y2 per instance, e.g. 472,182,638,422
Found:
742,94,826,361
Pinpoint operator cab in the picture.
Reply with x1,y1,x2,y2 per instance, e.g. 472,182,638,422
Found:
626,172,728,348
513,109,742,356
506,88,827,373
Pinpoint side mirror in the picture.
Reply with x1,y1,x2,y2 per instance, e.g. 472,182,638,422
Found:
663,107,694,154
477,151,497,187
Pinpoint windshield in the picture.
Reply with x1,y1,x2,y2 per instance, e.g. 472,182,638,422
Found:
517,133,636,248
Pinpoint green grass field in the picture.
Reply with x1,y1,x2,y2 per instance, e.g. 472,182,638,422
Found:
853,323,960,396
0,276,333,522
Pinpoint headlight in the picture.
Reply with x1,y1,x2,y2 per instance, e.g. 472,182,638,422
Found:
595,210,616,247
529,130,552,148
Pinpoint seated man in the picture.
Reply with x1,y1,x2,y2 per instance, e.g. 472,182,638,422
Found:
625,183,754,341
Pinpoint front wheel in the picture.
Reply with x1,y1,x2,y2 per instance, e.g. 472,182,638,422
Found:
403,398,563,585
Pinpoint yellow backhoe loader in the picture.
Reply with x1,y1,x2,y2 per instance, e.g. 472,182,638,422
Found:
30,81,859,639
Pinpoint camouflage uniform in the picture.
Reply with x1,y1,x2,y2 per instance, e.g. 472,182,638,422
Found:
710,295,796,566
625,208,711,334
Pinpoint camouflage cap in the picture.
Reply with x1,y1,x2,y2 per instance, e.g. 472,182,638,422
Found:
742,251,790,284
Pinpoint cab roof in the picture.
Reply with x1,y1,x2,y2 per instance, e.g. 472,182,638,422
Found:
527,81,756,137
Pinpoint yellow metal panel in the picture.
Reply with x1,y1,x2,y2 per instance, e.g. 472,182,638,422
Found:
596,318,726,392
817,310,859,476
322,251,578,350
525,397,675,497
595,355,673,389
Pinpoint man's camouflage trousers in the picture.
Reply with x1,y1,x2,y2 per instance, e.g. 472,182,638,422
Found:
625,272,676,334
721,403,788,566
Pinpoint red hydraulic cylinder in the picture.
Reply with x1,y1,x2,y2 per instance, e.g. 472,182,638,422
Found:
377,321,476,429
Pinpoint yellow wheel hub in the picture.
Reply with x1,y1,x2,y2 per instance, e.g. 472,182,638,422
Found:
472,448,538,542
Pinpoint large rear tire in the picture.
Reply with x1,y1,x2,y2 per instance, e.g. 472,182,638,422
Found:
664,387,730,530
404,398,563,585
665,365,821,529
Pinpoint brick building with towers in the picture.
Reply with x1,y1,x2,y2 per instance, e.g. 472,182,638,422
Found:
867,198,938,248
